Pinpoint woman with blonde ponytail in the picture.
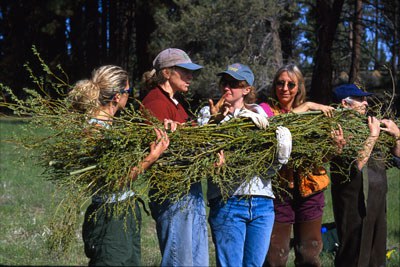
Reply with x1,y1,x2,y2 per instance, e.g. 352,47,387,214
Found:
70,65,170,266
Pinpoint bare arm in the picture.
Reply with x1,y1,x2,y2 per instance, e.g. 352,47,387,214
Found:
380,119,400,157
129,128,170,181
208,93,231,123
292,101,334,117
356,116,380,170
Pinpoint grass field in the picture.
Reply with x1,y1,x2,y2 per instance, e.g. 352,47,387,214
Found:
1,118,399,266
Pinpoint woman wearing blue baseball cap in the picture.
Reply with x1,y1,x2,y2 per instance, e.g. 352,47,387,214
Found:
140,48,208,267
198,63,292,267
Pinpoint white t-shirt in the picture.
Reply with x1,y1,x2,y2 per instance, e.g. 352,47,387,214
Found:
197,104,275,200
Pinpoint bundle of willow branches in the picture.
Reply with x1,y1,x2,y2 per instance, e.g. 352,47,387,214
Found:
2,84,397,205
1,52,398,253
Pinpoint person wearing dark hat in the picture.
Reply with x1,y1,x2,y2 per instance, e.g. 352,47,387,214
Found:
330,83,400,267
140,48,208,267
197,63,292,267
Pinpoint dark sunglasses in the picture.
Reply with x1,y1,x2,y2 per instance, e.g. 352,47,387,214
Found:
276,80,296,89
220,79,243,88
109,87,132,99
120,87,133,95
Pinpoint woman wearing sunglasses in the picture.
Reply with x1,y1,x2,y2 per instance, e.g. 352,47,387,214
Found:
198,63,292,267
260,64,335,267
68,65,170,266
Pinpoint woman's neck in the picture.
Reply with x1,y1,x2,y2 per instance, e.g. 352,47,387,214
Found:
230,99,246,113
94,104,115,122
279,102,293,112
159,83,175,98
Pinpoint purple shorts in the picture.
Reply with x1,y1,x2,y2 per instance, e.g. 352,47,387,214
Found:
273,190,325,224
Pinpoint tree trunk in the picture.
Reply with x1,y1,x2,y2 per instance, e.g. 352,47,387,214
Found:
135,0,157,99
310,0,345,104
100,0,109,63
349,0,363,83
85,0,100,71
70,1,85,77
270,17,283,70
373,0,379,70
392,0,399,113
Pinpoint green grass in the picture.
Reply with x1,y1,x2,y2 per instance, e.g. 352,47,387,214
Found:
1,118,399,266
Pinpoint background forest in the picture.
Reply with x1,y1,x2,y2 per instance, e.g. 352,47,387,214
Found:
0,0,399,112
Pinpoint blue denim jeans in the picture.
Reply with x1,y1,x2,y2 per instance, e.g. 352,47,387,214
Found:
208,196,275,267
149,182,209,267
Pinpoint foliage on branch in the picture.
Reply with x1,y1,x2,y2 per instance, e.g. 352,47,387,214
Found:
1,51,398,255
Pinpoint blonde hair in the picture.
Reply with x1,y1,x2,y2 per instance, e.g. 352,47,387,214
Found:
270,64,306,108
68,65,128,114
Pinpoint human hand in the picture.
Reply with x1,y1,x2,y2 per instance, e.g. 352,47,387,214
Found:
319,105,335,118
368,116,381,138
163,119,181,132
331,124,346,152
276,126,292,164
209,93,231,123
380,119,400,139
237,109,269,129
149,128,170,160
214,150,225,167
310,103,335,117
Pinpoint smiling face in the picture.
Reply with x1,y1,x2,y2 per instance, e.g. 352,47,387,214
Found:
275,71,299,109
168,67,194,93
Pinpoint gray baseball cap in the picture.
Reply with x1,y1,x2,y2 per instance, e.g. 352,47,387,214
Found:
153,48,203,71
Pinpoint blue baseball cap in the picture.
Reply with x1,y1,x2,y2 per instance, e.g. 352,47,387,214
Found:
333,84,373,102
153,48,203,71
217,63,254,86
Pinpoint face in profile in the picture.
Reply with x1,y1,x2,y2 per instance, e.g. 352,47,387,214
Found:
116,81,131,111
168,67,194,93
342,96,368,115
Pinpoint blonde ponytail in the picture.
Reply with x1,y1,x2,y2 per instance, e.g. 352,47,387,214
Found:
68,65,128,114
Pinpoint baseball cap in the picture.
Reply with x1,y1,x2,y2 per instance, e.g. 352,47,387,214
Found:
153,48,203,71
333,84,373,102
217,63,254,86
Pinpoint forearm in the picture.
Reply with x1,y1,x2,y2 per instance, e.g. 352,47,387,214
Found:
392,139,400,158
129,154,158,181
356,135,378,170
292,102,311,113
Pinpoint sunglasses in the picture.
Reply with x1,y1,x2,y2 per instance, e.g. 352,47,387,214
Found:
220,79,243,88
120,87,133,95
276,80,296,89
109,87,132,99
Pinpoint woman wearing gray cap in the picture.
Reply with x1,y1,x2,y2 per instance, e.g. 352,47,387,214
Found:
141,48,208,267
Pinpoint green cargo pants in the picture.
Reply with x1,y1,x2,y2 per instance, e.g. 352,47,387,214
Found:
82,200,142,266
